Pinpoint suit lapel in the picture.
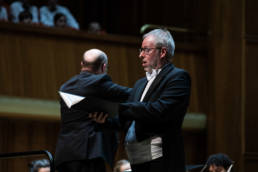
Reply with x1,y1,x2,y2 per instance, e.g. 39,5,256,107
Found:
134,78,148,101
143,63,174,101
125,78,147,130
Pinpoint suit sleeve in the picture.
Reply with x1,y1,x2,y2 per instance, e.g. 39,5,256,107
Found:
119,71,191,125
97,75,132,102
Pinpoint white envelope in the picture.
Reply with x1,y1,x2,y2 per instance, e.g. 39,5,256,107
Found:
59,91,85,108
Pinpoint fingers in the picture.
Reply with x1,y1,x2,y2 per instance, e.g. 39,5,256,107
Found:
96,113,108,123
88,112,97,119
89,112,97,121
103,114,108,121
93,112,98,119
89,112,108,123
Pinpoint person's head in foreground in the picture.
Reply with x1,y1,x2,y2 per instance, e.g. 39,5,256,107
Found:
113,159,131,172
201,153,234,172
81,49,108,74
31,159,50,172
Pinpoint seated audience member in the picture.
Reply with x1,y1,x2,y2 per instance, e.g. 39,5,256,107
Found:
10,0,39,23
113,159,131,172
54,12,67,28
0,0,8,21
18,10,32,24
40,0,79,30
201,153,234,172
87,21,105,34
30,159,50,172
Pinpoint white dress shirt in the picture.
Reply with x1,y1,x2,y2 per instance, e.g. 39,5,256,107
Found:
125,68,163,164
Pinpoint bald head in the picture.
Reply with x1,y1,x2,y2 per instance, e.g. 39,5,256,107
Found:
81,49,108,74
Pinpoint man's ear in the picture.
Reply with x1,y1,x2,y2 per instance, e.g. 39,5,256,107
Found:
102,63,107,73
160,47,167,59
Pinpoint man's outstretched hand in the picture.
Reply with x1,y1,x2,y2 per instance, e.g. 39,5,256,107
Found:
89,112,108,123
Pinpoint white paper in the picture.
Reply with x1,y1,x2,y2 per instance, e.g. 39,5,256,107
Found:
227,164,233,172
59,91,85,108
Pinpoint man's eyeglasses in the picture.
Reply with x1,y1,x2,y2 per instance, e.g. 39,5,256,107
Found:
139,47,161,54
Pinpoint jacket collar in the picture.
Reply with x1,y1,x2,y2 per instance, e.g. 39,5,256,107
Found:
143,63,174,101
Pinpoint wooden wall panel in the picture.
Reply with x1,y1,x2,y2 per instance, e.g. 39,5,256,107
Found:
244,153,258,172
174,50,209,113
245,1,258,162
245,41,258,153
183,130,207,166
208,0,258,171
0,118,60,172
208,0,245,171
0,23,142,100
245,0,258,35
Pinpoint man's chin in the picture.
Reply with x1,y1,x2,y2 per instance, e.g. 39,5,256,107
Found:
143,66,152,73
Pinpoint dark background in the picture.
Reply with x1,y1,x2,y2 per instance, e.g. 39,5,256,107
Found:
4,0,210,36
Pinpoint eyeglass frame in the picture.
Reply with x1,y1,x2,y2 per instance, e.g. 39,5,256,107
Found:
138,47,162,54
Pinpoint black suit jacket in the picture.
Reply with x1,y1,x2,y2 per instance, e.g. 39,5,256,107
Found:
119,63,191,172
55,71,131,168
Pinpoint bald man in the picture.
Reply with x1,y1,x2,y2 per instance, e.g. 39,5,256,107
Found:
55,49,131,172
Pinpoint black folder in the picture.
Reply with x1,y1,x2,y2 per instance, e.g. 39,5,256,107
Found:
72,96,119,117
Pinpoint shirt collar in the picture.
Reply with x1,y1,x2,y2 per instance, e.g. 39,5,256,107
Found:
146,68,161,81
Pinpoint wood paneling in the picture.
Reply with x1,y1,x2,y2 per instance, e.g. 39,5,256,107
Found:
174,50,209,113
245,0,258,35
0,22,141,99
244,152,258,172
245,41,258,153
183,130,207,166
208,0,258,171
0,118,60,172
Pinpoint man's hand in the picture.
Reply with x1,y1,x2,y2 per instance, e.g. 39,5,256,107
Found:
89,112,108,123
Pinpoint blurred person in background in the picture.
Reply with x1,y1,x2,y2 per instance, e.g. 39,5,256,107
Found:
40,0,79,30
10,0,39,23
18,10,32,24
0,0,8,21
54,12,67,28
87,21,106,34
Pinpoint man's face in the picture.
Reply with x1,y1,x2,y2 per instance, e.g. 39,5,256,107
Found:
209,164,226,172
139,35,161,72
38,167,50,172
56,16,67,27
119,163,131,172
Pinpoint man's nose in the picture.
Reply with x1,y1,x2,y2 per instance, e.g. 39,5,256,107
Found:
139,52,144,59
